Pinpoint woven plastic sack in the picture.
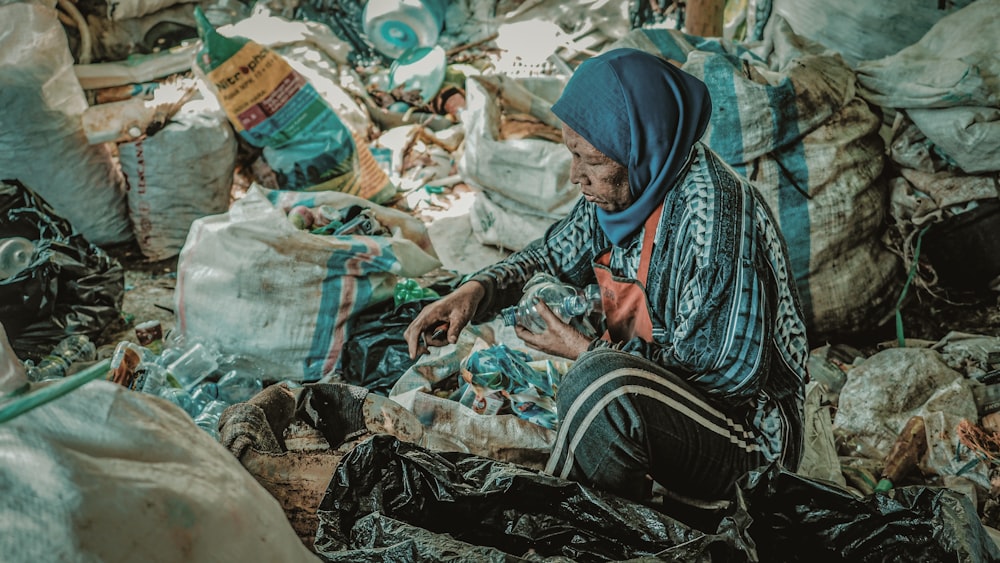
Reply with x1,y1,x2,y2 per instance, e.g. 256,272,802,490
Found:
609,21,901,342
460,75,579,251
175,185,440,381
0,3,131,246
118,98,237,261
755,0,976,67
0,366,319,563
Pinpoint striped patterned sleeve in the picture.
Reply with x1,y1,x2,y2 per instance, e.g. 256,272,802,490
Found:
593,150,774,405
468,197,603,320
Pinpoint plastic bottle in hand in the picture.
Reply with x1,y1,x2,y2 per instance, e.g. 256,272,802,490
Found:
501,274,603,335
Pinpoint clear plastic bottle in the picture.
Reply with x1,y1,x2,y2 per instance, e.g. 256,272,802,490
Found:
164,342,219,390
190,382,220,413
501,274,603,335
193,399,229,439
216,370,263,404
158,386,198,417
25,334,97,382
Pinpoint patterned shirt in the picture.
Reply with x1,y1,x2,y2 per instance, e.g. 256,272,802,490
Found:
469,143,810,462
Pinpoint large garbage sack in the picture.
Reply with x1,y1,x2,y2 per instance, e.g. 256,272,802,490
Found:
194,10,396,203
218,12,399,204
175,186,440,382
0,180,124,362
0,3,132,247
856,0,1000,175
0,324,319,562
748,0,976,67
608,20,901,343
311,435,1000,562
118,97,238,262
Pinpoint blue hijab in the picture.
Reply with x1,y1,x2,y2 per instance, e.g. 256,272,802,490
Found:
551,48,712,245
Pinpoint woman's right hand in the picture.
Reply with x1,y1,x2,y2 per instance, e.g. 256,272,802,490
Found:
404,281,486,359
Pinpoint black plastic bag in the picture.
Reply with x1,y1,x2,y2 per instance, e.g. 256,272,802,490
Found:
313,434,755,562
339,297,438,395
740,466,1000,563
313,434,1000,562
0,179,124,360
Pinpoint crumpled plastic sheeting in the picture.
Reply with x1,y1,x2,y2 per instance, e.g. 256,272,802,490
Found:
340,298,437,395
313,435,1000,562
314,435,755,562
740,468,1000,563
0,179,124,361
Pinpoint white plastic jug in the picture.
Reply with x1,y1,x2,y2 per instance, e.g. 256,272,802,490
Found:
362,0,445,59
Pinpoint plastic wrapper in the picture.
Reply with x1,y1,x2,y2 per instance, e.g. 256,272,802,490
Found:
0,180,124,361
459,343,563,429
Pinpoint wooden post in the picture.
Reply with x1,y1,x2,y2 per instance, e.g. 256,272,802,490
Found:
685,0,725,38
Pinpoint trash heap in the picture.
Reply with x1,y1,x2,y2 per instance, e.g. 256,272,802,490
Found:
2,0,1000,561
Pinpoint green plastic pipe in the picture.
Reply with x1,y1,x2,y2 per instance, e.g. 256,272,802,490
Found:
0,358,111,424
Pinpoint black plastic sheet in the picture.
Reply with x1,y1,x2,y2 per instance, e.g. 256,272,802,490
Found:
340,297,438,395
0,179,124,360
740,467,1000,563
312,434,1000,562
313,434,754,562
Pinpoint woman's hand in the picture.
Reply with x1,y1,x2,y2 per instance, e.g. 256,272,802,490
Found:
515,300,592,360
404,281,486,359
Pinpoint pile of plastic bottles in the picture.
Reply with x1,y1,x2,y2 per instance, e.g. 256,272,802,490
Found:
23,329,290,440
104,330,270,439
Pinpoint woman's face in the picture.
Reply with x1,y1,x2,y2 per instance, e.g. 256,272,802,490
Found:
563,125,633,212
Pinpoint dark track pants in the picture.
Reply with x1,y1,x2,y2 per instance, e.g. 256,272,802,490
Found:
545,348,767,506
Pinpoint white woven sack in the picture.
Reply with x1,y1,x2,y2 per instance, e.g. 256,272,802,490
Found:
0,4,131,246
763,0,975,67
469,189,560,252
0,378,319,562
856,0,1000,110
119,99,237,261
175,186,441,381
856,1,1000,174
459,75,579,216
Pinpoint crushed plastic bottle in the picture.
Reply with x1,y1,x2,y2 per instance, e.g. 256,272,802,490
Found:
501,274,603,335
193,399,229,439
25,334,97,382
